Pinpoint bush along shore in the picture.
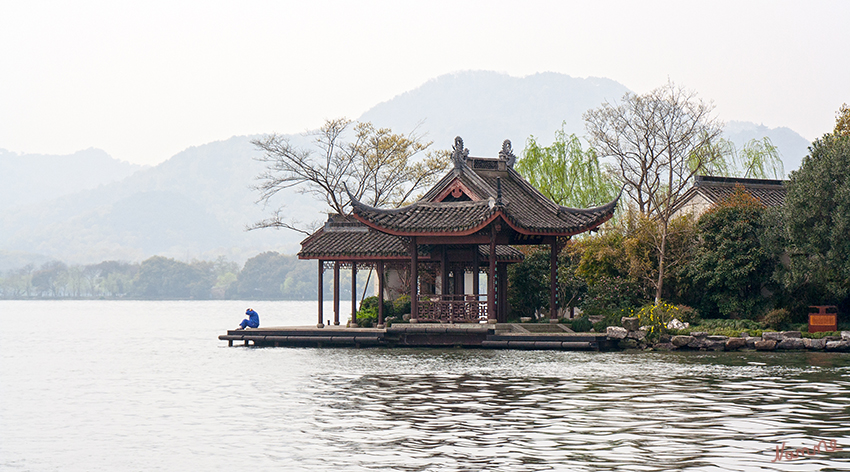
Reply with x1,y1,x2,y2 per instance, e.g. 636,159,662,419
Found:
606,317,850,352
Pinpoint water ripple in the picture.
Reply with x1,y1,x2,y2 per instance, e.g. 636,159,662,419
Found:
2,301,850,471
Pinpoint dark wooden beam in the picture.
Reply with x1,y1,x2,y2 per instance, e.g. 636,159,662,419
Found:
488,227,496,322
410,236,419,322
351,262,357,325
498,262,508,323
333,262,340,325
377,261,385,328
472,244,480,296
550,240,558,321
317,261,324,328
440,246,449,295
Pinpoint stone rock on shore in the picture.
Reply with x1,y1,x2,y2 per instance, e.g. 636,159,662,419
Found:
671,335,693,347
627,329,647,341
606,326,628,339
826,340,850,351
842,331,850,341
778,338,806,350
745,337,761,349
762,332,783,341
755,339,777,351
781,331,802,338
621,317,640,331
667,318,689,330
808,338,827,350
725,337,746,350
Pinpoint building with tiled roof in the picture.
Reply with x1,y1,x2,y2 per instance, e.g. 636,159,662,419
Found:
671,175,787,219
299,137,619,328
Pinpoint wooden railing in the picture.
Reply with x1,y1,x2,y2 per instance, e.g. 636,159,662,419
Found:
416,294,487,323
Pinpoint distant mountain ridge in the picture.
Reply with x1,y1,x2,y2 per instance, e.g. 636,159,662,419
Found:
0,71,815,271
361,71,632,153
0,147,143,207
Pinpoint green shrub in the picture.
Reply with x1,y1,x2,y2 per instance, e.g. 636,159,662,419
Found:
592,310,624,332
359,296,393,316
634,303,679,343
393,295,411,317
803,331,839,339
580,276,643,317
356,296,394,327
571,316,592,332
674,305,701,325
761,308,791,331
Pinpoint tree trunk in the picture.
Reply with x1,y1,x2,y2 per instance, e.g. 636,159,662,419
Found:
655,220,668,305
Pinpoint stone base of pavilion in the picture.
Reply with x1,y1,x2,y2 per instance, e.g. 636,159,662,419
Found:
219,323,613,350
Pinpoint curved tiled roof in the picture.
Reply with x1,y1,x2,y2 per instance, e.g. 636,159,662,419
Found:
671,175,787,216
350,159,619,236
298,215,524,261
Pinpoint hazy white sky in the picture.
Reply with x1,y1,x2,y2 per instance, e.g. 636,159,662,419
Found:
1,0,847,166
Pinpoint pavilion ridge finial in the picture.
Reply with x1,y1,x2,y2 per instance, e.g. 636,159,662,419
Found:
451,136,469,168
499,139,516,168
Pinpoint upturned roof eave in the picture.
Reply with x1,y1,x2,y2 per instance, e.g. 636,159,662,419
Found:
351,206,617,238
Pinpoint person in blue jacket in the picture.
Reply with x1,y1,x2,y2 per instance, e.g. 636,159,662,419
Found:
237,308,260,330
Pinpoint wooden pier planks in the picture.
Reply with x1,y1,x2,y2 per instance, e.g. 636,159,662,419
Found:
219,324,611,350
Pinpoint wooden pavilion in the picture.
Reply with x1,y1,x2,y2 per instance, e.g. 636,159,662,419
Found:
298,138,619,328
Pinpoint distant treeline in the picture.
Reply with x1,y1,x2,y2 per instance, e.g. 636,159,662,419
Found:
0,252,365,300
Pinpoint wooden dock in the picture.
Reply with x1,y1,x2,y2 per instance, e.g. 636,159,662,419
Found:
219,323,612,350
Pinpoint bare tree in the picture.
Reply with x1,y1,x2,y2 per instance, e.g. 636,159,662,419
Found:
250,118,448,234
584,81,724,302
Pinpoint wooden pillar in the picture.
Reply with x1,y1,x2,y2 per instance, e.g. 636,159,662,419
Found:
550,239,558,322
472,245,479,296
488,228,496,323
317,260,324,328
440,246,449,296
377,261,385,328
410,236,419,323
333,261,340,325
351,262,357,325
498,262,508,323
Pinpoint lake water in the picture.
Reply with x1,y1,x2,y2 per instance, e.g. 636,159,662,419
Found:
1,300,849,471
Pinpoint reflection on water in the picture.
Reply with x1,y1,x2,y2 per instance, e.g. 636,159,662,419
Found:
1,301,849,471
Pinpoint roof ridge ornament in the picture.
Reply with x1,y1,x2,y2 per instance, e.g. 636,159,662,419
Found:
451,136,469,168
499,139,516,168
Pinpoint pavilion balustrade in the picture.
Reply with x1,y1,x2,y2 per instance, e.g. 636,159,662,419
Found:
416,294,487,323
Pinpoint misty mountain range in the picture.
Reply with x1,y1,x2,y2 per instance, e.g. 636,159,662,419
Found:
0,71,812,272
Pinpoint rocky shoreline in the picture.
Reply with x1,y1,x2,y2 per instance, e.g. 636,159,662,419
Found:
606,317,850,352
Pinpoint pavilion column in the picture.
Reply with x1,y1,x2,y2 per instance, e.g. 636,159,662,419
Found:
440,246,449,296
498,261,508,323
410,236,419,323
351,262,357,326
488,228,496,323
377,261,385,328
472,244,481,321
472,245,480,297
317,261,324,328
550,238,558,323
333,261,340,325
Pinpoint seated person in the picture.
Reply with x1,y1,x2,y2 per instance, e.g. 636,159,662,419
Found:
237,308,260,330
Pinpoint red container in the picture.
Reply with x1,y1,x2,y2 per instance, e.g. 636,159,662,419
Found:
808,306,838,333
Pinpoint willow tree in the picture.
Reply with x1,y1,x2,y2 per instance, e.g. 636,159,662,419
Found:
515,124,618,208
251,118,448,234
698,136,784,179
584,81,724,303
